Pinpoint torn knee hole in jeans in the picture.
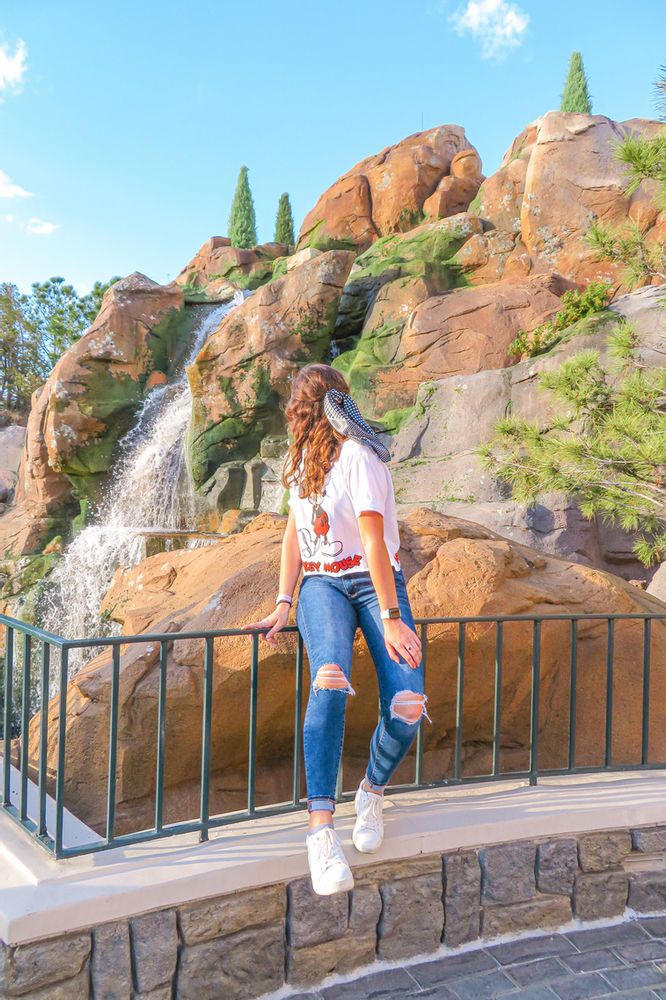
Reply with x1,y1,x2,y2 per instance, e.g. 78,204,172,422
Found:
390,690,431,724
313,663,356,696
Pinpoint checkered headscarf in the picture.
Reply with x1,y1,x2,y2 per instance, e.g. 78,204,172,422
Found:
323,389,391,463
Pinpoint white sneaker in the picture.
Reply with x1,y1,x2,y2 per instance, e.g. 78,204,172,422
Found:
306,825,354,896
352,780,384,853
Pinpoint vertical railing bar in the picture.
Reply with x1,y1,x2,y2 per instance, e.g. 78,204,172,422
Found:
415,623,427,786
55,646,69,858
492,621,503,777
605,618,614,769
199,636,214,842
105,644,120,844
529,619,541,785
454,622,465,782
2,625,14,806
247,634,258,816
19,633,31,821
155,640,168,832
37,642,50,837
568,619,577,771
641,617,652,766
292,634,304,806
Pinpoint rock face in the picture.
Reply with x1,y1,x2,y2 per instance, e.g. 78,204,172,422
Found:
26,508,666,833
176,238,292,302
336,272,570,422
297,126,478,252
390,285,666,579
2,275,187,556
465,113,665,288
187,250,355,487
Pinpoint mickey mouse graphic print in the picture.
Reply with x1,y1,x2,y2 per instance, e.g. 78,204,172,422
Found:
289,439,401,577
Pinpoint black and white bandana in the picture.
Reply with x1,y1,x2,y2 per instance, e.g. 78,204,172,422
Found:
323,389,391,464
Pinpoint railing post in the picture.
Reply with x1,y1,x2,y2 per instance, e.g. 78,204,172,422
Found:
454,622,465,782
529,619,541,785
19,633,31,822
605,618,615,768
54,646,69,858
247,634,259,815
106,644,120,844
2,625,14,806
155,640,168,832
199,636,214,842
568,619,577,771
492,621,503,777
641,617,652,766
292,634,304,806
37,642,50,838
415,623,427,786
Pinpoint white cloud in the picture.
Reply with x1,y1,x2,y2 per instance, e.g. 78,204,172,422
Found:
0,39,27,98
23,217,58,236
0,169,32,199
1,213,15,224
450,0,529,60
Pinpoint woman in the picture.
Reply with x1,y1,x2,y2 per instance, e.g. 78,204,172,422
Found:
244,364,428,896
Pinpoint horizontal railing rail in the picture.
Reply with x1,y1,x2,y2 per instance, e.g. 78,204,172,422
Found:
1,610,665,859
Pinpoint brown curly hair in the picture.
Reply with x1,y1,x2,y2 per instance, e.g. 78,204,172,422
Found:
282,363,350,500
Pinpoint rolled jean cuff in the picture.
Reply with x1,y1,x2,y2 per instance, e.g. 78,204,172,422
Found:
364,772,386,793
307,796,336,814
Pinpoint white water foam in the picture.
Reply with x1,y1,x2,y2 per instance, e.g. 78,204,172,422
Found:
40,293,244,661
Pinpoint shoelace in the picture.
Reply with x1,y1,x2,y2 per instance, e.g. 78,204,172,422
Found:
359,790,383,832
311,827,345,871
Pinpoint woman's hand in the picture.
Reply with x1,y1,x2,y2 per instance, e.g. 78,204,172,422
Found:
243,604,290,645
383,618,422,669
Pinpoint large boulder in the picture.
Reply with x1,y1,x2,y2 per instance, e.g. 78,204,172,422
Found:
24,508,666,833
1,275,187,556
176,238,292,302
297,126,478,253
390,285,666,579
465,113,665,289
187,250,355,487
334,272,571,422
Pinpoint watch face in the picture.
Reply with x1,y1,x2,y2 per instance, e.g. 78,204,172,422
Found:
388,608,401,619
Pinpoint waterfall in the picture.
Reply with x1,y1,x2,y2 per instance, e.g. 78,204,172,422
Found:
40,293,243,657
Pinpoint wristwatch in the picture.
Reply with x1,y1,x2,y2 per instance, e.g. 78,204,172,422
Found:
380,607,401,621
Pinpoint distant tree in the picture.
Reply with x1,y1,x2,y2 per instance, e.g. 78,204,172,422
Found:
228,166,257,249
0,283,35,409
656,64,666,123
560,52,592,114
23,276,117,372
480,322,666,567
274,192,295,246
80,277,120,327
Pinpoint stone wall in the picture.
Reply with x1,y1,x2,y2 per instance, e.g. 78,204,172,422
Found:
2,825,666,999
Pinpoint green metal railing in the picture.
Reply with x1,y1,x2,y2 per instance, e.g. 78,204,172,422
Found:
0,611,665,859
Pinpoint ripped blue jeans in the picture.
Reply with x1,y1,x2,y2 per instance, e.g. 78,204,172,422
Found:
296,569,427,813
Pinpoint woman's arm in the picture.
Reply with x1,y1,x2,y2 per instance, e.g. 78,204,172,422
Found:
357,512,422,669
243,509,301,644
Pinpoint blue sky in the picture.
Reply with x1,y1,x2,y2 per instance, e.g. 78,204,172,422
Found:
1,0,664,293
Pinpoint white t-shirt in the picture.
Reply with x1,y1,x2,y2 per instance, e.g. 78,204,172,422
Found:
288,440,402,577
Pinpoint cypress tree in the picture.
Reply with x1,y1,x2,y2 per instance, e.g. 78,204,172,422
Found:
228,166,257,249
560,52,592,114
274,192,295,246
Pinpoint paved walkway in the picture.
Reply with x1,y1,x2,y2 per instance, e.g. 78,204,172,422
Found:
289,917,666,999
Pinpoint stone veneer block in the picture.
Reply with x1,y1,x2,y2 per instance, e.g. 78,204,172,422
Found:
377,872,444,961
348,886,382,935
14,966,91,999
91,921,132,999
130,909,178,993
482,895,572,938
628,872,666,912
179,884,285,944
287,878,349,948
574,871,628,920
353,853,442,885
443,850,481,947
578,831,632,872
135,989,172,1000
632,826,666,853
480,841,536,904
287,933,377,986
537,839,579,894
3,932,90,995
177,922,285,1000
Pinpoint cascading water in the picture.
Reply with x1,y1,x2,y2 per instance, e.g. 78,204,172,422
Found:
40,292,244,659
